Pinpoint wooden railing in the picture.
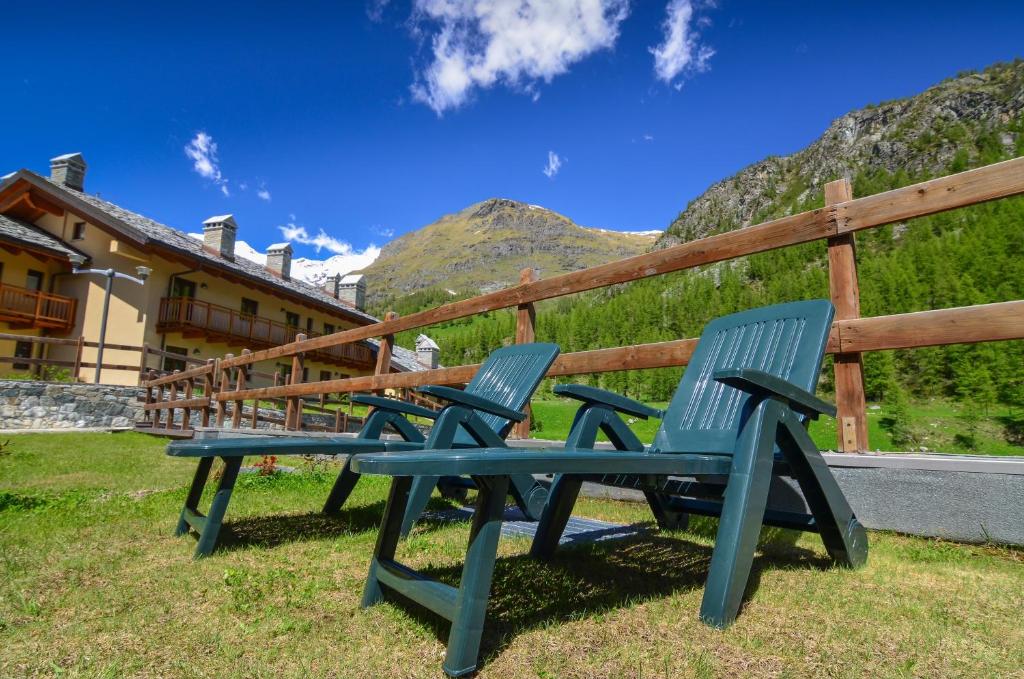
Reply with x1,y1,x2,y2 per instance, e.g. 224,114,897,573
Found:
139,357,373,436
0,334,226,384
156,297,375,368
0,283,76,331
145,157,1024,449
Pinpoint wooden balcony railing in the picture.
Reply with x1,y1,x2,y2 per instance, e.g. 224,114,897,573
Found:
156,297,375,368
0,283,77,331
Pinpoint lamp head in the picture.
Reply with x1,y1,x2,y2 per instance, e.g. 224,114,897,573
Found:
135,265,152,281
68,253,87,271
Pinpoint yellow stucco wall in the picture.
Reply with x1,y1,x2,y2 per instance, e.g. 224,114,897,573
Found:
3,210,377,386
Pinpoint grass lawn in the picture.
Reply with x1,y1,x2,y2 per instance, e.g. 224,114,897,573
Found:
530,398,1024,455
2,432,1022,678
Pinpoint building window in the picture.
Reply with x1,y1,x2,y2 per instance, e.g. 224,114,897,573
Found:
319,370,332,382
162,346,188,373
323,323,335,335
171,278,196,298
25,270,44,291
13,341,33,370
240,298,259,318
72,222,86,240
285,311,300,329
306,317,314,333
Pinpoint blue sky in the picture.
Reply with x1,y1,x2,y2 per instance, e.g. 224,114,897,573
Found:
2,1,1022,269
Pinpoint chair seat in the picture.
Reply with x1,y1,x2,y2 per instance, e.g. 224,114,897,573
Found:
166,436,426,458
351,447,733,477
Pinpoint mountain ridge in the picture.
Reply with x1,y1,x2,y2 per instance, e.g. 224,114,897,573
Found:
355,197,656,306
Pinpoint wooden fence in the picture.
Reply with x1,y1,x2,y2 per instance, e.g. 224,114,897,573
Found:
0,333,224,383
141,157,1024,450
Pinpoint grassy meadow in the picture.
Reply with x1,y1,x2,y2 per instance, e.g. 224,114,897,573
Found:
1,432,1022,677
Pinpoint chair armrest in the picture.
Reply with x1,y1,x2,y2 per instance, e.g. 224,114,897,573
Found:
553,384,663,420
713,369,837,419
416,385,526,422
351,394,439,420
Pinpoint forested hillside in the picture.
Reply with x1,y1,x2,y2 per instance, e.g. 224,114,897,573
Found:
392,61,1024,444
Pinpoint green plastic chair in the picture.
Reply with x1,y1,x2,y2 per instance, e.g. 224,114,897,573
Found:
166,342,559,557
351,300,868,677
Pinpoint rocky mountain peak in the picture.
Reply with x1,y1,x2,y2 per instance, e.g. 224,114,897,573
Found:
657,60,1024,247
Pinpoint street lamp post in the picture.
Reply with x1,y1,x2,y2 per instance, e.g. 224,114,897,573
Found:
67,254,151,383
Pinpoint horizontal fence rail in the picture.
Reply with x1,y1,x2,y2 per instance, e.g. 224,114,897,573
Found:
143,157,1024,449
218,157,1024,372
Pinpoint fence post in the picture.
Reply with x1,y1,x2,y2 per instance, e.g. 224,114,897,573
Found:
201,359,215,428
138,344,148,385
167,370,180,429
216,354,232,427
826,178,868,452
286,335,306,431
231,349,249,429
183,375,194,431
373,311,398,397
511,267,539,440
144,370,154,425
73,336,85,383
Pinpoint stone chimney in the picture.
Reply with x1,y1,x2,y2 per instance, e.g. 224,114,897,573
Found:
50,153,87,192
202,215,237,259
323,273,341,298
339,274,366,311
415,334,440,369
266,243,292,279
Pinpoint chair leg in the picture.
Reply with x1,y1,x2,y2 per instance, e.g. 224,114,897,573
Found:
507,473,548,521
176,456,213,536
645,491,689,531
322,456,361,514
529,474,583,560
444,475,509,677
194,457,243,559
699,400,780,628
362,476,413,608
780,415,868,568
399,475,442,537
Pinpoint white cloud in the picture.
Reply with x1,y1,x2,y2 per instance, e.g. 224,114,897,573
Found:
372,225,396,238
410,0,630,115
184,131,230,196
278,223,379,259
542,150,562,178
643,133,654,141
367,0,390,21
650,0,715,86
257,185,272,202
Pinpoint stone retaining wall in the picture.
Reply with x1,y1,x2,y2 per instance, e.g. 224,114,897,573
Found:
0,380,146,430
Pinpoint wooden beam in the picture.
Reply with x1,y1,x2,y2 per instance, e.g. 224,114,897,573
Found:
826,179,868,453
836,155,1024,233
836,301,1024,353
512,269,538,439
220,207,833,369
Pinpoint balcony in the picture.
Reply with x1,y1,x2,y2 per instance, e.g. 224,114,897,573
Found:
156,297,375,369
0,283,77,331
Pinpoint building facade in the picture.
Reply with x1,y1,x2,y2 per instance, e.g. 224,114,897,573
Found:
0,153,419,385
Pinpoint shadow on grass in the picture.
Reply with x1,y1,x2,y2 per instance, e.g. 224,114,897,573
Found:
386,526,830,668
208,495,466,553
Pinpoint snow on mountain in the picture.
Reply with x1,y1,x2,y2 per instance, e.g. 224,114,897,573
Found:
187,233,379,285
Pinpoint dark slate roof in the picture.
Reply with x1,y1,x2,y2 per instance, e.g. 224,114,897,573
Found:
366,341,429,373
20,170,380,324
0,169,426,373
0,213,86,260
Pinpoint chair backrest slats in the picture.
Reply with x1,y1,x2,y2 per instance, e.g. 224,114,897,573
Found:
452,343,560,444
652,300,834,455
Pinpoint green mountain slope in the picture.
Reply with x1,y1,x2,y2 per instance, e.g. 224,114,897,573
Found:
398,60,1024,442
358,198,655,308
